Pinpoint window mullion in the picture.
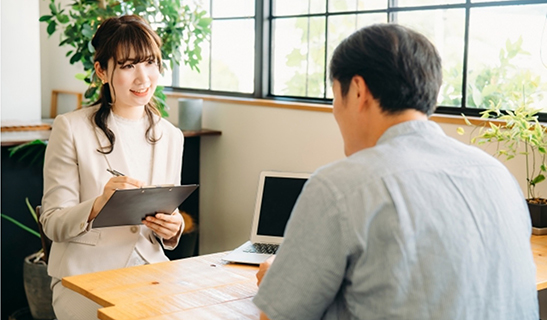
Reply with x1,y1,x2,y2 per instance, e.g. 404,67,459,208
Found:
460,0,471,110
323,0,329,99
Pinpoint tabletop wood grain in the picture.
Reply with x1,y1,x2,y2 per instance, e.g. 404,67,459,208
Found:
532,235,547,290
62,252,260,320
63,237,547,319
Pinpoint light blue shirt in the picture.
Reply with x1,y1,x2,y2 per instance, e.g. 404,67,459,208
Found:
253,120,538,320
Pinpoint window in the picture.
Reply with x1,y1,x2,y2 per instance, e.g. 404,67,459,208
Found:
167,0,547,118
169,0,256,94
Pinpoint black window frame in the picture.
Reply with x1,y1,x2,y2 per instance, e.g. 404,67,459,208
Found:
167,0,547,120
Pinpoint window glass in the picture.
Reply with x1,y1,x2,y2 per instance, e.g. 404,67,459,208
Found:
471,0,516,2
158,63,173,87
395,0,465,6
212,0,255,18
273,0,327,16
326,13,386,98
466,5,547,110
178,43,211,90
197,0,211,15
328,0,387,12
395,9,465,107
272,17,326,98
210,19,255,93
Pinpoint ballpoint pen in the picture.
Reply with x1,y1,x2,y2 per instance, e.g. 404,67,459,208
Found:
107,168,125,177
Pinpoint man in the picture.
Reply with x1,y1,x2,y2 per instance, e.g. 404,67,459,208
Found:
253,24,538,320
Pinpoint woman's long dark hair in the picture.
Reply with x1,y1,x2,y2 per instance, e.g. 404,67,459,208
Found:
90,15,163,154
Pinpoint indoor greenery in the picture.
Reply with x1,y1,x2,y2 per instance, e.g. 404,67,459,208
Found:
40,0,212,116
459,100,547,201
441,36,547,110
1,198,44,263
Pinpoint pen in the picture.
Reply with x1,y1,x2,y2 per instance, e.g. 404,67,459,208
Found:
107,168,125,177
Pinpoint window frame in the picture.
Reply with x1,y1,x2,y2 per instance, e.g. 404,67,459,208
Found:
166,0,547,120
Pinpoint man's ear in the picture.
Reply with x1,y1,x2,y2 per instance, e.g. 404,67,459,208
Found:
351,76,370,111
94,61,108,84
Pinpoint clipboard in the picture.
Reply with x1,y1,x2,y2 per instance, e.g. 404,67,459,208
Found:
92,184,199,228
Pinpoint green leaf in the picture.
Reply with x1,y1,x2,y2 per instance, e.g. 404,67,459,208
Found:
47,20,57,36
58,14,69,24
85,86,98,99
541,164,547,172
75,73,87,81
81,24,94,38
70,52,82,64
462,114,472,126
8,140,47,167
531,174,546,186
88,40,95,53
0,214,40,238
457,127,465,135
197,17,213,28
49,2,57,15
39,15,53,22
25,198,37,223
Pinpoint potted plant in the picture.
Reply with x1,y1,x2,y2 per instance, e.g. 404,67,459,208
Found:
40,0,212,115
2,198,55,320
459,100,547,229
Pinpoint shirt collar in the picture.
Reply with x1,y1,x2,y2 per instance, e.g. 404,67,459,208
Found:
376,120,445,146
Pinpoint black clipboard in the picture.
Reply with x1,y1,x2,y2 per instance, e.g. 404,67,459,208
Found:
92,184,199,228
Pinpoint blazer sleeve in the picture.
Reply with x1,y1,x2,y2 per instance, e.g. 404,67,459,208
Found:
41,114,95,242
160,125,185,250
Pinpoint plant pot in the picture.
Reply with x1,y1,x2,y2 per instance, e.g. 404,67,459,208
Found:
23,253,55,320
528,201,547,228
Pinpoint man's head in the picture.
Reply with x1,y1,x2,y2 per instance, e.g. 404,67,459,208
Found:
329,24,442,116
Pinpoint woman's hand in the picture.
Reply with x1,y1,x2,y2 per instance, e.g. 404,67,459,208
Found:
142,210,183,241
89,176,144,221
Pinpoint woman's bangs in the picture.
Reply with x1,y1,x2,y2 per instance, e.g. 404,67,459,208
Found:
115,29,161,65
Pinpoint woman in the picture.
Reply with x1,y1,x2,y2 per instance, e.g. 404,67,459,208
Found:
41,15,184,320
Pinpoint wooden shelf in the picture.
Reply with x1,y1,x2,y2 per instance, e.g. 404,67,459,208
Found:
181,129,222,137
1,120,52,132
1,130,51,147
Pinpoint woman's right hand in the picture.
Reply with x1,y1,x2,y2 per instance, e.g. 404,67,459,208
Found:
89,176,145,221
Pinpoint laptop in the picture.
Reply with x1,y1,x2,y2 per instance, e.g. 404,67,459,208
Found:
222,171,310,265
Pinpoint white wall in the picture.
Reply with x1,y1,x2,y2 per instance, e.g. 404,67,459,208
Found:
1,0,42,121
39,0,87,118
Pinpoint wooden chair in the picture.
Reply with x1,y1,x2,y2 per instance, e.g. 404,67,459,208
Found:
35,206,52,264
50,90,83,118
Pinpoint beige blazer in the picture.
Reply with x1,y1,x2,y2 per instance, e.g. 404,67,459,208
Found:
41,106,184,280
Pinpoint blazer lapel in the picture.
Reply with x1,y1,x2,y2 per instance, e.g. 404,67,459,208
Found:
150,116,165,185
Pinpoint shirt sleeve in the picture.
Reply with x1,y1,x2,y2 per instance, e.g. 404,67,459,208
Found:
253,175,349,320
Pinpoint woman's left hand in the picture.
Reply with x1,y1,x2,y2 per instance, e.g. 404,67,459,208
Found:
143,211,183,241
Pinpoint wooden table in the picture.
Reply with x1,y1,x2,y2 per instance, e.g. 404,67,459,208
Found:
64,237,547,320
532,235,547,290
62,252,260,320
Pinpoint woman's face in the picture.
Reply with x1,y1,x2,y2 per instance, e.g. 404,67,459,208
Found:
104,49,160,112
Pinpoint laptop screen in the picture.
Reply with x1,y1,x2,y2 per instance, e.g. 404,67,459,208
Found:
256,176,308,237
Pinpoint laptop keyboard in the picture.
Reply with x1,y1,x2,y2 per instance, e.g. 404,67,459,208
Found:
243,243,279,254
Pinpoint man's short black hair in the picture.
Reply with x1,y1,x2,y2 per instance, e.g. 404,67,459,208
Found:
329,24,442,116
